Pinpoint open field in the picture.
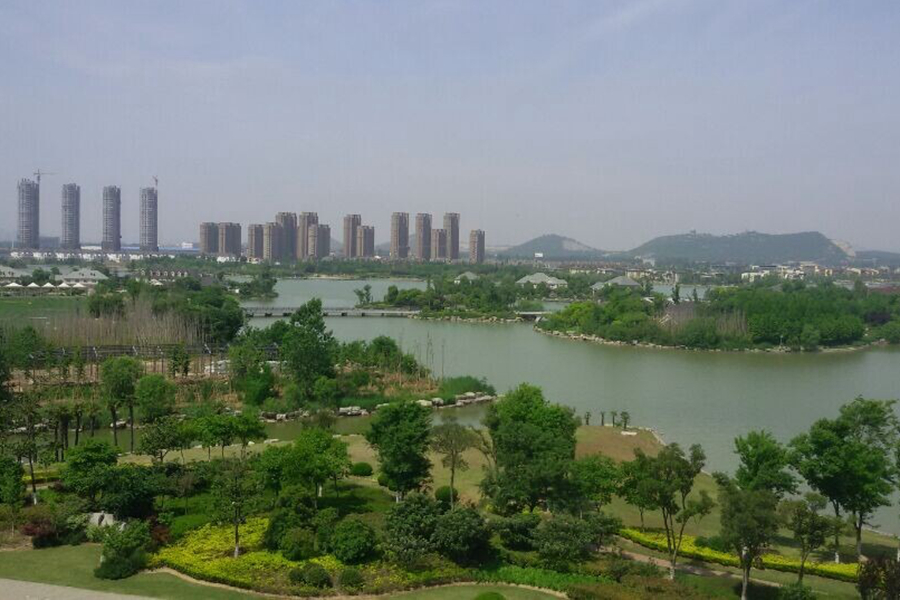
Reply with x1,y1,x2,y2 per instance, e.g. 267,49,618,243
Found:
0,295,87,321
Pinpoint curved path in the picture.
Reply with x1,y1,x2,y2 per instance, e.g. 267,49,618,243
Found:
0,578,152,600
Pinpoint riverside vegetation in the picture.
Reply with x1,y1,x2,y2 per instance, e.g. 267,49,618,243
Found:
2,299,900,599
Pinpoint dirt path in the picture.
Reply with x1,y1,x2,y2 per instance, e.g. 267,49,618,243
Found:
615,545,780,588
0,578,152,600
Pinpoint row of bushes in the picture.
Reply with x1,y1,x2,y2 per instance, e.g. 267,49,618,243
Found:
619,529,860,583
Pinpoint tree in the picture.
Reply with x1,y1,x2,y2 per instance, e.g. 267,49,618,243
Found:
433,506,491,565
791,398,897,562
62,439,118,505
212,459,261,558
430,418,476,509
639,444,714,579
618,452,658,531
231,410,267,459
780,493,832,583
858,557,900,600
734,430,796,498
138,416,184,463
135,374,176,423
619,411,631,430
280,299,336,398
481,384,578,514
569,454,619,515
534,514,597,570
101,464,165,520
331,519,378,564
716,474,780,600
366,401,432,500
0,455,25,533
100,357,143,450
287,427,351,506
383,493,440,565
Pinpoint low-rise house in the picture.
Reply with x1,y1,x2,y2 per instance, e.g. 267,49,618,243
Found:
516,272,568,290
593,275,642,291
0,266,29,283
60,268,108,288
453,271,480,284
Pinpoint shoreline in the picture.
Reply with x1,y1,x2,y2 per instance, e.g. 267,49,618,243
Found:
535,326,882,355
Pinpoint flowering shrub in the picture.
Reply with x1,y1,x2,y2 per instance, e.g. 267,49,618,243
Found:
619,529,859,582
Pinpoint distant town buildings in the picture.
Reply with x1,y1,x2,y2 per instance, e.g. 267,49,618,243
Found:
390,212,409,260
275,212,298,261
60,183,80,250
298,212,318,259
430,228,448,261
469,229,485,264
443,213,459,260
247,224,264,259
308,224,331,259
17,179,40,250
139,187,158,252
357,225,375,258
262,222,283,262
415,213,432,261
343,214,362,258
217,223,241,257
199,222,219,255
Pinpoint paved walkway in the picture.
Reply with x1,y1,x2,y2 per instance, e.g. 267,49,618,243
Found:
0,578,152,600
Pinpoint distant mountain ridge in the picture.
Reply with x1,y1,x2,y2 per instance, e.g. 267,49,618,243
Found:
629,231,848,264
499,234,605,260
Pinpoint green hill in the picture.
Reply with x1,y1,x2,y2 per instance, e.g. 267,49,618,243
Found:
629,231,848,264
499,234,605,260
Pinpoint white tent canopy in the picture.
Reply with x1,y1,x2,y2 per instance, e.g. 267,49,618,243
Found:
42,282,56,288
4,282,22,288
26,282,40,288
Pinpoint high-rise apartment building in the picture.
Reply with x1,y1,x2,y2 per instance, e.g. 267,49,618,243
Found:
275,212,297,261
218,223,242,257
199,222,219,255
415,213,432,261
307,224,331,259
139,187,158,251
102,186,122,252
443,213,460,260
356,225,375,258
247,224,264,259
262,223,283,262
297,212,318,259
430,228,448,261
390,212,409,259
343,214,361,258
60,183,80,250
17,179,40,250
469,229,485,264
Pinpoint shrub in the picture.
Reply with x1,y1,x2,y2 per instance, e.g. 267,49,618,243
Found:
433,506,491,565
384,493,440,565
296,562,332,588
779,582,816,600
495,513,540,551
337,566,365,591
434,486,456,511
694,535,730,553
279,527,317,561
94,521,151,580
350,462,374,477
331,519,378,564
313,507,340,552
21,502,88,548
535,514,596,570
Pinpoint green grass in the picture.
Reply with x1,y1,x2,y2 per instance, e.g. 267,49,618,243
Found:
0,296,86,321
437,376,496,400
0,544,258,599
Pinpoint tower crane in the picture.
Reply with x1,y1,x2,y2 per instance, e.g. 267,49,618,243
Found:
33,169,55,185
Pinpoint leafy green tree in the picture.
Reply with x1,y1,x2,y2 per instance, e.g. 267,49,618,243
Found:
254,444,292,502
100,357,143,450
481,384,578,513
734,430,796,498
62,439,118,505
534,514,596,570
287,427,351,505
432,506,490,565
331,519,378,564
383,492,440,565
716,474,780,600
0,455,25,533
791,398,897,562
780,493,832,583
94,520,151,580
138,416,184,463
101,464,166,520
430,417,476,509
639,443,714,579
231,410,266,459
280,299,336,398
135,374,176,423
212,459,262,558
569,454,620,515
366,401,432,500
618,452,658,531
619,410,631,430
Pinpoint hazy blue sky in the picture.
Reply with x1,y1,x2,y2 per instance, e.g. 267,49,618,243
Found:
2,1,899,250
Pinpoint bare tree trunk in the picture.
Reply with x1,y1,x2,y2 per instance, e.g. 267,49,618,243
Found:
129,405,135,452
833,502,841,564
741,565,749,600
27,455,37,505
111,407,119,447
450,462,456,510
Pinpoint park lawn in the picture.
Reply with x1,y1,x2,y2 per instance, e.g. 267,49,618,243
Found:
0,295,87,321
0,543,258,599
395,584,561,599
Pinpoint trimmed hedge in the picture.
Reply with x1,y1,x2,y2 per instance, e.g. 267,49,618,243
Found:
619,529,859,583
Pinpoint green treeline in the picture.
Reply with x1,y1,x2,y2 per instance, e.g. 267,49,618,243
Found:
541,281,900,350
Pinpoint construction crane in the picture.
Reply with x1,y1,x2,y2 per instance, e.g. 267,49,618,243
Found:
33,169,55,185
152,175,158,189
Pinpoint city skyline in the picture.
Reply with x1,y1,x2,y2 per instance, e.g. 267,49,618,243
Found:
3,3,899,251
